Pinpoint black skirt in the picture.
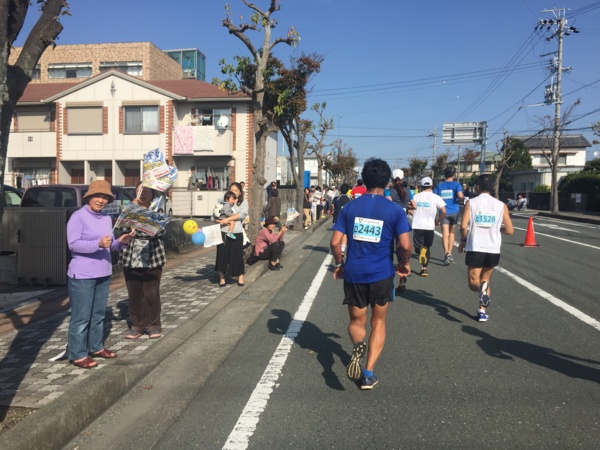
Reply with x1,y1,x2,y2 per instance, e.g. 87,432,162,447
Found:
215,232,245,276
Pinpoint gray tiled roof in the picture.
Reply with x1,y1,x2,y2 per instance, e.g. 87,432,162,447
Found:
509,134,591,148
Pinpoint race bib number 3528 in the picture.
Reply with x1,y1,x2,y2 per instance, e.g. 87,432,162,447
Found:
353,217,383,243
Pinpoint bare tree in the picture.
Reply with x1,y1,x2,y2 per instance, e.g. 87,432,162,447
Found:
306,102,333,186
328,139,357,186
0,0,70,223
431,150,451,181
409,157,428,185
219,0,300,241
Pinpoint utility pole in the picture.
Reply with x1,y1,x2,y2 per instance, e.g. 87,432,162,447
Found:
430,127,437,177
537,8,578,213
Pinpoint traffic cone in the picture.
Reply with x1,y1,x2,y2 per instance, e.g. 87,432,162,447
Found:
521,216,540,247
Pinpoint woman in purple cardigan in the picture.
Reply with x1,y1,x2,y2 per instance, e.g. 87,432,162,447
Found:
66,180,133,369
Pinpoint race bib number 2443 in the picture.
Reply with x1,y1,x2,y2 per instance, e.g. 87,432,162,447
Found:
353,217,383,243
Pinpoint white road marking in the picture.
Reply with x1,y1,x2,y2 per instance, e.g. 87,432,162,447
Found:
223,253,333,450
513,214,599,230
534,223,579,233
512,226,600,250
495,266,600,331
436,230,600,330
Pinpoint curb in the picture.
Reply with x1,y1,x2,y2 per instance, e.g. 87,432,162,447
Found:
537,211,600,225
0,217,331,450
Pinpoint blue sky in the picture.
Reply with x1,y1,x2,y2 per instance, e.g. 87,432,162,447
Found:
14,0,600,167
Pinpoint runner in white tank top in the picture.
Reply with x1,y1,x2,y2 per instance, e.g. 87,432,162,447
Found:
458,175,514,322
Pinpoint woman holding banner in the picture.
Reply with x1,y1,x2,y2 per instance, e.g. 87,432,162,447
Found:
215,182,248,287
121,184,167,339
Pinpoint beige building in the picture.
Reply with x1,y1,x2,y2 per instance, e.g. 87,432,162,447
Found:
9,42,182,83
502,135,590,192
7,69,278,215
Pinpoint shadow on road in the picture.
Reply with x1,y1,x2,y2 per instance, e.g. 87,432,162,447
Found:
267,309,349,391
401,288,472,323
462,325,600,383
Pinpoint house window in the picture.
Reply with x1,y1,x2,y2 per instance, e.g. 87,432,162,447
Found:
67,107,103,134
190,164,231,191
31,65,41,80
100,61,143,77
558,153,567,165
124,106,159,134
48,63,92,79
191,108,231,127
16,108,51,131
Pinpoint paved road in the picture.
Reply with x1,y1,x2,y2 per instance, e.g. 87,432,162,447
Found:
67,215,600,449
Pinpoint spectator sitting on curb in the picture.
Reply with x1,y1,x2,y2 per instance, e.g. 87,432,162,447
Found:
246,217,286,270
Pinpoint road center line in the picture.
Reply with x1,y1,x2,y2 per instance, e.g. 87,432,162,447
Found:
223,253,333,450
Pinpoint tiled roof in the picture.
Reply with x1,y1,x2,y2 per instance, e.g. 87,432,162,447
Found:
18,76,246,104
146,79,247,99
509,134,591,148
19,82,78,103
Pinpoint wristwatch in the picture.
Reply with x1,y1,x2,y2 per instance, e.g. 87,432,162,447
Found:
334,261,344,268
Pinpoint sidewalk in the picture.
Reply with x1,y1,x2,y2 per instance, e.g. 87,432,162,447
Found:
0,219,327,448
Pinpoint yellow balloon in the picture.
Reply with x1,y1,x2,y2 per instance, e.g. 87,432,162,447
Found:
183,219,198,235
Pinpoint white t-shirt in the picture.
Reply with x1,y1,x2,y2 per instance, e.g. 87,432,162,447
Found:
412,191,446,230
466,193,505,254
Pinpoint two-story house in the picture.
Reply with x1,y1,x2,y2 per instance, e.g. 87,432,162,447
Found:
7,69,277,214
503,134,590,192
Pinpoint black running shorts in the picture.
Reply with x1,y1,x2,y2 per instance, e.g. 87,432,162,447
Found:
343,276,395,308
465,251,500,268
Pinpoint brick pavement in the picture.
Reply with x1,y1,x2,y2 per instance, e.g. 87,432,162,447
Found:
0,230,302,410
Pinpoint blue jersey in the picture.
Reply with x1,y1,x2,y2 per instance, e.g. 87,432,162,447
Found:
434,181,463,215
333,194,411,283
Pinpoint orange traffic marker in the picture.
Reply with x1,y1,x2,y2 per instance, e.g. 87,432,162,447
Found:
521,216,540,247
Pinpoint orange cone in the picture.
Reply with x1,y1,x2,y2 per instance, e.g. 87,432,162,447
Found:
521,216,540,247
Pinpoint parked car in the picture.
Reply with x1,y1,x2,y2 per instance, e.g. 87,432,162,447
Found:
20,184,135,218
2,184,23,208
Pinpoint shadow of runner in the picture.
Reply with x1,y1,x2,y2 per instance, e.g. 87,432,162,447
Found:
401,288,471,323
267,309,349,391
462,325,600,383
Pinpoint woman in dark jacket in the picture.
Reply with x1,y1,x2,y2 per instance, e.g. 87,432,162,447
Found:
122,184,166,340
265,188,281,220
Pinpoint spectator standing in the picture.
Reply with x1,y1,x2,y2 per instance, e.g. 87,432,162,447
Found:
458,175,514,322
122,184,166,340
412,177,446,277
331,158,412,390
266,181,277,199
303,187,312,229
66,180,133,368
215,182,248,287
434,167,464,266
264,188,281,221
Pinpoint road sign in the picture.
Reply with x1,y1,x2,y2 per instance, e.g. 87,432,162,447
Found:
442,122,486,145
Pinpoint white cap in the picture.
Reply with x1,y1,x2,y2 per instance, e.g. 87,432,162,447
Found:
392,169,404,180
420,176,433,187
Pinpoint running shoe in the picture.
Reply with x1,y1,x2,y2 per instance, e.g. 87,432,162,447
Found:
419,247,428,265
443,254,451,266
397,276,407,293
419,268,428,277
477,309,489,322
360,374,379,390
448,254,454,262
347,341,366,381
479,281,490,307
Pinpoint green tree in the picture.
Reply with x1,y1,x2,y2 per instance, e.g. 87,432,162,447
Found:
216,0,300,241
1,0,70,223
496,135,533,195
431,150,451,181
409,157,428,185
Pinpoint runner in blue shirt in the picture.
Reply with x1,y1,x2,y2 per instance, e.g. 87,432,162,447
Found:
331,158,412,390
433,167,464,266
